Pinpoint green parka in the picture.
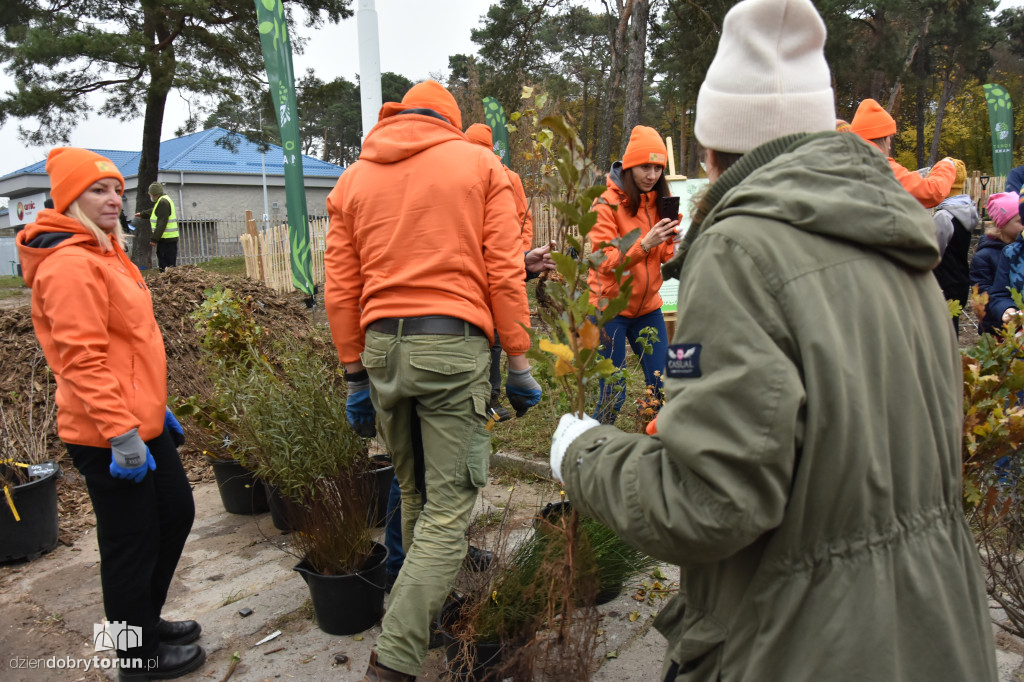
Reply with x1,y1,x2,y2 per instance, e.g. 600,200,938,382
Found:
562,132,997,681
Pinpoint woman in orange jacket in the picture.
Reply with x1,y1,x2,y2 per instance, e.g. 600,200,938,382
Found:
588,126,678,424
15,148,204,680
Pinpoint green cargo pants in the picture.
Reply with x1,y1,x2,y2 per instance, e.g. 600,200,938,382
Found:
360,327,492,676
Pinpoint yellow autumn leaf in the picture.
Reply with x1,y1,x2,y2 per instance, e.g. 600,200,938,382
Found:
540,338,575,363
555,357,575,377
629,611,640,622
579,319,600,350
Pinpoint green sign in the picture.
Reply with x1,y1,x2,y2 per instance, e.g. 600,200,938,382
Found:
256,0,314,295
983,83,1014,178
483,97,510,167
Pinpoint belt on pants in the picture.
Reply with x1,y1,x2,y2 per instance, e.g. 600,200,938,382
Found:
367,316,486,337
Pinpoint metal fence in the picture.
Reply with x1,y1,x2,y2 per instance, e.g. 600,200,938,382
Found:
124,214,328,266
0,236,20,277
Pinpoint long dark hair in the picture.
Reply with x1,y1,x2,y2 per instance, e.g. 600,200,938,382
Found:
621,167,670,217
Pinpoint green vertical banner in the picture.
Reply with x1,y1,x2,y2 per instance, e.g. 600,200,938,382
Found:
255,0,314,295
483,97,510,166
983,83,1014,178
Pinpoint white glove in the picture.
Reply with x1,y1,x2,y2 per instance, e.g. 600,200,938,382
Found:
550,412,600,482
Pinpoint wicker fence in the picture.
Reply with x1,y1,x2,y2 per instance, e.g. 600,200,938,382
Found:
239,212,327,293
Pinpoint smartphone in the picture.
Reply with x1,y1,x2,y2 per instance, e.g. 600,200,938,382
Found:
657,195,680,221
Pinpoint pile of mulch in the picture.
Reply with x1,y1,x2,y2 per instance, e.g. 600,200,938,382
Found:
0,265,321,548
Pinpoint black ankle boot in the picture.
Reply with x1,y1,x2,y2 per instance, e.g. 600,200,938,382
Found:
118,643,205,680
157,618,201,645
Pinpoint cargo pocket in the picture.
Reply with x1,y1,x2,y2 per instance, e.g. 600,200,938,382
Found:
360,346,387,370
464,393,492,488
408,350,477,375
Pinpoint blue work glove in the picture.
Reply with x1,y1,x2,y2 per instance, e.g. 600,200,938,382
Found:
109,428,157,483
345,369,376,438
505,366,542,417
165,408,185,448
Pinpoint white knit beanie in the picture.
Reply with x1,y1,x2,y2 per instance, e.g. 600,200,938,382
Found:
695,0,836,155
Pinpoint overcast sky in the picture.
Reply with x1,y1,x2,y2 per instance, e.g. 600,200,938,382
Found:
1,0,1022,184
0,1,486,178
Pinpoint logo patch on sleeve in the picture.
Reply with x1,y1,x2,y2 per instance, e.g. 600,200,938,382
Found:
665,344,702,378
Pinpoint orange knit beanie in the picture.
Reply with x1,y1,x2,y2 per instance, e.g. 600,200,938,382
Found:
466,123,493,150
621,126,667,170
46,147,124,214
850,99,896,142
400,80,462,130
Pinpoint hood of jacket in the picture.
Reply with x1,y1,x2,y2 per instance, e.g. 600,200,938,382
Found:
666,132,939,279
976,234,1006,253
358,109,467,165
16,209,111,287
936,194,980,229
606,161,625,196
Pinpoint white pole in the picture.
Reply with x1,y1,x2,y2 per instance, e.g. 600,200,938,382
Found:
357,0,382,143
259,112,270,230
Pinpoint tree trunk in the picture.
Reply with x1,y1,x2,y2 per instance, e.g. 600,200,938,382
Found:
915,76,926,169
596,0,633,169
679,106,687,176
132,3,176,270
928,71,957,167
620,0,649,146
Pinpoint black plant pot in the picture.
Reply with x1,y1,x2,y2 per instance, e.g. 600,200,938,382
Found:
207,457,268,515
367,455,394,528
437,596,506,682
0,461,61,563
293,541,388,636
262,481,292,532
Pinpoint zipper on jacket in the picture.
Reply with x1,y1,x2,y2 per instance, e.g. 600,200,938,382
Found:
637,195,654,315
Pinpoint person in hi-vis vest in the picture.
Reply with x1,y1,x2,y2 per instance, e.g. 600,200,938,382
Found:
146,182,178,271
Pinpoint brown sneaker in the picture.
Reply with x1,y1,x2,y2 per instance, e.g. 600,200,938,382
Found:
361,650,416,682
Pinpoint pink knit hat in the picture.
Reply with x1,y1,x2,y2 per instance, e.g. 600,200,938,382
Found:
988,192,1021,229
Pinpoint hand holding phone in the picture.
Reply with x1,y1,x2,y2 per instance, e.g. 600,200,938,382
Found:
657,195,680,221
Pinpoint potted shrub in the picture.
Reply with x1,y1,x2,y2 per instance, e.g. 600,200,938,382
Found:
0,358,61,563
173,287,269,515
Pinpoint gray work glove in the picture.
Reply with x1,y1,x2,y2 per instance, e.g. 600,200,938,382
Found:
109,428,157,483
505,367,543,417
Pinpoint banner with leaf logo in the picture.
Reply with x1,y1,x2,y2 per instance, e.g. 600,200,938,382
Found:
255,0,314,296
483,97,510,167
983,83,1014,178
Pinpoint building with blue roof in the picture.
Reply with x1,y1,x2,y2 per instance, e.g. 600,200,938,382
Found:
0,127,344,230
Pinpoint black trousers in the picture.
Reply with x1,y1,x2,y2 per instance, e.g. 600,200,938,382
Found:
155,239,178,271
67,429,195,659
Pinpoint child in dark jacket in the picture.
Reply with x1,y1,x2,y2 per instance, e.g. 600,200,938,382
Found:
977,192,1024,333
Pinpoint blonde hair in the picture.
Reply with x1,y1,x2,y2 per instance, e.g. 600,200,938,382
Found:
66,201,125,253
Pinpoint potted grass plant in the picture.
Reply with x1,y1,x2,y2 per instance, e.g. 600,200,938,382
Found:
228,336,388,634
0,355,61,563
439,500,608,681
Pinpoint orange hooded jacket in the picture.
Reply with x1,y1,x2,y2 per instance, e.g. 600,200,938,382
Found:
16,210,168,447
859,136,956,209
505,167,534,251
883,153,957,209
325,112,531,363
587,163,675,318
